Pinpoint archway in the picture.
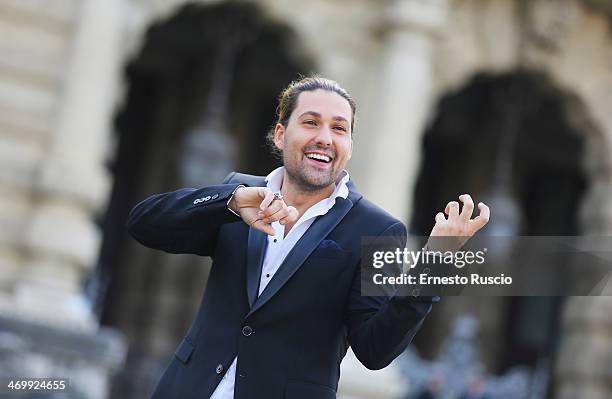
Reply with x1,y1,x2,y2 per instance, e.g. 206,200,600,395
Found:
409,70,593,385
94,2,311,397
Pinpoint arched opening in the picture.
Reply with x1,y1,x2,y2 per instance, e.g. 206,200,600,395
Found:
409,70,593,382
94,3,312,397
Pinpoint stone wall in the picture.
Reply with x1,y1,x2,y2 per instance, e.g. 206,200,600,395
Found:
0,1,127,397
1,0,611,398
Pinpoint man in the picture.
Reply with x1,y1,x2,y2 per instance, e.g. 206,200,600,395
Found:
127,76,490,399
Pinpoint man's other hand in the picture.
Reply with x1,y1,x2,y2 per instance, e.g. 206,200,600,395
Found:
229,187,299,236
428,194,490,251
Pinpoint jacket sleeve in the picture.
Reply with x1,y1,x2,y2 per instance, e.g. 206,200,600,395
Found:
344,221,435,370
126,183,243,256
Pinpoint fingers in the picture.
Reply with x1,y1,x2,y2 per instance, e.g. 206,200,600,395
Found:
262,202,300,224
259,199,283,218
263,205,288,224
435,212,446,224
259,194,289,220
244,189,299,235
445,201,460,219
446,194,475,221
256,188,300,230
279,206,299,225
253,205,298,235
251,218,276,236
459,194,474,221
259,189,275,211
470,202,490,231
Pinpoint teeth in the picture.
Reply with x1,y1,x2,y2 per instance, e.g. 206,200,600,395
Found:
305,153,331,163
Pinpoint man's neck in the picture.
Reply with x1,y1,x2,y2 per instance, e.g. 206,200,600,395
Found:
280,170,335,217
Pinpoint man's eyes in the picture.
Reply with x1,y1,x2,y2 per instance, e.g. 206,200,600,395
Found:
302,120,347,132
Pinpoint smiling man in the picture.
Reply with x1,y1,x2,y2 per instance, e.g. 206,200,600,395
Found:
127,76,489,399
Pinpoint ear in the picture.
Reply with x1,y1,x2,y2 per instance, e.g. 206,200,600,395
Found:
274,123,285,151
347,135,353,160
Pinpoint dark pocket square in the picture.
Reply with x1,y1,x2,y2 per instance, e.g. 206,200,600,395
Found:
318,240,343,251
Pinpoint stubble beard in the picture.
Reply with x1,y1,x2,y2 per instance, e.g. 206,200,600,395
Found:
283,154,336,193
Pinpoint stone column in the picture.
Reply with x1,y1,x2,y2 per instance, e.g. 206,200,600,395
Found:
557,295,612,399
14,0,125,329
337,2,449,398
360,0,448,222
556,153,612,399
553,52,612,397
0,2,127,398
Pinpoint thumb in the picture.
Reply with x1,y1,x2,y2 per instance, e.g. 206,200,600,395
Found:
258,188,275,211
252,219,276,236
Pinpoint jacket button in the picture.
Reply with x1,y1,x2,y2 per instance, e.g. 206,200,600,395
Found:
216,364,223,374
203,195,211,201
242,326,253,336
212,194,219,200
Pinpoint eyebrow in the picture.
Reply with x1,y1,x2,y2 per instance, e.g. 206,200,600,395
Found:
298,111,349,124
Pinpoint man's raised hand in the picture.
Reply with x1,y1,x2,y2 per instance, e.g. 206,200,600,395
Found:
228,187,299,236
428,194,490,251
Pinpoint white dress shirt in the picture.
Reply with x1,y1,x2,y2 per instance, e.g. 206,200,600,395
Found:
210,167,349,399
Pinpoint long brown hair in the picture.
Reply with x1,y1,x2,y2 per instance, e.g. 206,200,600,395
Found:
266,75,356,158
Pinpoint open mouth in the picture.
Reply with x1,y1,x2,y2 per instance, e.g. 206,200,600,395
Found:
304,152,333,165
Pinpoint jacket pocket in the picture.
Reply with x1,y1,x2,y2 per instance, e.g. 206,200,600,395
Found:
308,247,351,260
174,337,195,364
284,381,336,399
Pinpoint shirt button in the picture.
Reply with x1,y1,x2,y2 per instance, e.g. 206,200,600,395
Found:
242,325,253,336
273,239,277,243
216,364,223,374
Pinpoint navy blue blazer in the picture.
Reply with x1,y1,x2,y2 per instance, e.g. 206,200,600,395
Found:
127,172,433,399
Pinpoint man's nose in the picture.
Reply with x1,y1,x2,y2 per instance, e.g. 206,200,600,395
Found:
314,125,333,147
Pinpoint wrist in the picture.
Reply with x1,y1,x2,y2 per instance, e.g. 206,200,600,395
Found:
227,185,245,217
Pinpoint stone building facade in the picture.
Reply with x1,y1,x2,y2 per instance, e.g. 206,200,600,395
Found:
0,0,611,398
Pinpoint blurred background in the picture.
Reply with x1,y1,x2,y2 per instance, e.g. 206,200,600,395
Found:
0,0,611,398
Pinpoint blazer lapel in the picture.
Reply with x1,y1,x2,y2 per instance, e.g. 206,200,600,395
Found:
246,227,267,308
247,196,355,317
240,174,268,309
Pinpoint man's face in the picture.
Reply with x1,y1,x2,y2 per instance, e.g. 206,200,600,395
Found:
274,89,353,191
